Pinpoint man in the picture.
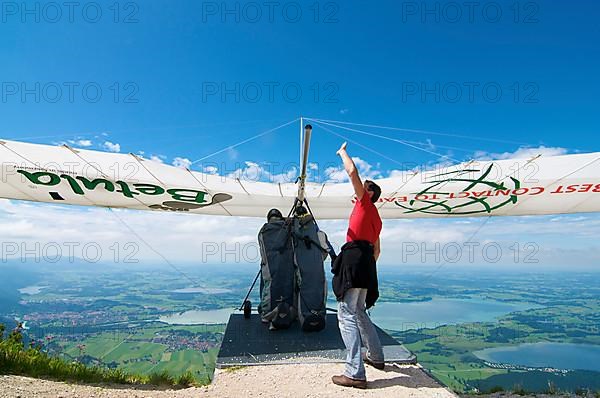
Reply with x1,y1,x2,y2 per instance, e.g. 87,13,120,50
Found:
331,142,385,389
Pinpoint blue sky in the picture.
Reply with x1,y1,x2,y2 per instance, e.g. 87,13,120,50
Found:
1,0,599,269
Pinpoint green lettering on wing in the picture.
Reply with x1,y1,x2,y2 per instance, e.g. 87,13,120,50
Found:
77,176,115,192
115,181,139,198
134,184,165,195
167,189,207,203
17,170,60,186
60,174,84,195
17,169,212,206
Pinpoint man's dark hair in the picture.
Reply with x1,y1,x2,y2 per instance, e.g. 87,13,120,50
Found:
365,180,381,203
267,208,283,222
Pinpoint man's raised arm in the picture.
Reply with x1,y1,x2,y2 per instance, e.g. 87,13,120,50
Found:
336,142,365,201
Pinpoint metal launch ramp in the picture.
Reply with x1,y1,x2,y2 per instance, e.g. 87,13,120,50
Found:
216,313,417,368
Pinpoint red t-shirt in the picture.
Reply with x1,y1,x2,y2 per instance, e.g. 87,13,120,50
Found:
346,194,382,244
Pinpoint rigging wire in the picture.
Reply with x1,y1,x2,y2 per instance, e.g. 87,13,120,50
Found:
312,122,413,169
190,118,299,165
100,118,301,288
0,140,206,289
417,216,493,283
312,120,460,205
314,120,496,281
308,118,463,164
6,115,580,290
63,145,208,288
5,118,285,293
108,208,202,287
98,118,306,289
308,117,531,146
310,117,546,218
310,117,549,282
308,119,474,154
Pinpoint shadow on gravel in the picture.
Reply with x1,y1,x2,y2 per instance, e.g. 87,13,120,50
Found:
367,366,443,390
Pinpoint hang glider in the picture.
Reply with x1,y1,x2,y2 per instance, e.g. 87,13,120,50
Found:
0,132,599,220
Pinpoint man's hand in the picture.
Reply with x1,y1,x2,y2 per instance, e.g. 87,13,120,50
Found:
336,141,365,200
374,238,381,262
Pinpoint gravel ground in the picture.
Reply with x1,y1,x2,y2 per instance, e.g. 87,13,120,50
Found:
0,364,457,398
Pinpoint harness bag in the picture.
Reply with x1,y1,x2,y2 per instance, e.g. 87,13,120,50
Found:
292,215,327,332
258,219,297,329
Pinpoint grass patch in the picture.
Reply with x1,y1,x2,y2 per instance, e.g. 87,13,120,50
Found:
0,323,205,388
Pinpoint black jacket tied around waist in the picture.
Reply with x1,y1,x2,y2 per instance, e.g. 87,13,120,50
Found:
331,240,379,309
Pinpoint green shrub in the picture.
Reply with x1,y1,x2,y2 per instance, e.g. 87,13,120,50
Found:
148,370,176,386
176,371,197,387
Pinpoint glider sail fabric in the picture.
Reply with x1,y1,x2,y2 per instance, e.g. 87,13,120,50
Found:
0,139,599,219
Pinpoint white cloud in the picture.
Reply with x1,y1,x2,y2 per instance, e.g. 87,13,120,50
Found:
68,139,93,147
324,166,349,183
0,199,265,265
0,199,598,269
272,168,297,183
380,220,466,245
227,161,297,183
388,169,407,178
473,146,569,161
149,155,165,164
384,146,570,179
325,157,381,183
172,157,192,169
227,161,262,181
353,157,382,180
103,141,121,153
203,165,219,175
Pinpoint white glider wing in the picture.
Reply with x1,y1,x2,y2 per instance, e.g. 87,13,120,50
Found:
1,139,599,219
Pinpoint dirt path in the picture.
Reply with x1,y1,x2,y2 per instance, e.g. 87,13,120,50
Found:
0,364,457,398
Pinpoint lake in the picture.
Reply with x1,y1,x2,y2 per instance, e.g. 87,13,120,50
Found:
158,308,234,325
170,287,231,294
161,298,535,328
368,298,537,331
473,342,600,372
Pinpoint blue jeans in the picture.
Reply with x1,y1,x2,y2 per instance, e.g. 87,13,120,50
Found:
337,288,384,380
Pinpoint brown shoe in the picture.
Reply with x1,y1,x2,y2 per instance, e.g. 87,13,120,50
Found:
362,353,385,370
332,375,367,389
